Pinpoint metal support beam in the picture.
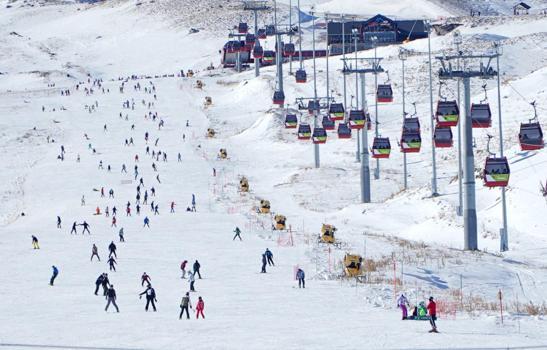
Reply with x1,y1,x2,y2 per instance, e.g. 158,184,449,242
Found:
463,77,478,250
360,73,371,203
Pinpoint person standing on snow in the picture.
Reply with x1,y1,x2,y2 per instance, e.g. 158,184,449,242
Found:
180,260,188,279
101,273,110,296
105,284,120,313
94,273,105,295
70,221,78,235
195,296,205,319
139,284,157,312
233,227,242,241
81,221,91,234
50,265,59,286
143,216,150,228
265,248,274,266
193,260,202,279
179,292,192,319
261,254,267,273
397,294,410,320
108,241,117,258
296,268,305,288
31,235,40,249
188,271,196,292
141,272,151,286
57,216,62,229
107,256,117,272
191,194,196,212
427,297,438,333
119,228,125,242
91,244,100,261
170,202,175,213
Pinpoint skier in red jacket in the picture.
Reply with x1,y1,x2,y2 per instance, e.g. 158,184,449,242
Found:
196,296,205,319
180,260,188,279
427,297,438,333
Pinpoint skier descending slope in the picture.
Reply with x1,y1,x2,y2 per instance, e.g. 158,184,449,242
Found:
105,285,120,313
139,284,157,312
49,265,59,286
265,248,274,266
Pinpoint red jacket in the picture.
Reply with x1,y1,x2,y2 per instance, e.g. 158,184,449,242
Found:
427,301,437,316
196,299,204,311
181,261,187,270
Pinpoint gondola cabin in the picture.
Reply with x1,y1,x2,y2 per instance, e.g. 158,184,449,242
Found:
257,28,266,39
322,116,335,130
348,110,366,129
295,69,307,83
283,43,296,56
253,45,264,59
307,100,319,115
262,50,275,65
284,114,298,129
320,224,336,244
239,177,249,192
297,123,312,140
434,126,453,148
403,117,420,133
371,137,391,159
519,122,544,151
337,123,352,139
483,157,510,187
245,34,256,48
344,254,363,277
471,103,492,128
238,22,248,34
265,24,275,36
272,91,285,105
377,84,394,103
400,131,421,153
259,199,270,214
436,100,459,127
312,127,327,144
329,103,345,120
274,215,286,230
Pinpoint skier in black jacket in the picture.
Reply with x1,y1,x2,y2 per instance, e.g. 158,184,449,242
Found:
139,285,157,311
193,260,202,279
105,285,120,312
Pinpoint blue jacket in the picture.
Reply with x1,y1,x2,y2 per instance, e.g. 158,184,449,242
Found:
296,269,305,280
52,266,59,275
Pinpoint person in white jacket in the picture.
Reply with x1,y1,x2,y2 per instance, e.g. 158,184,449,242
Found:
188,271,196,292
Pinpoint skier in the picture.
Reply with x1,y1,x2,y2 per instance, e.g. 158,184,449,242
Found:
170,201,175,213
188,271,196,292
397,294,410,320
427,297,438,333
91,244,100,261
121,164,127,173
101,273,110,296
193,260,202,279
105,284,120,313
94,273,105,295
196,296,205,319
70,221,77,234
141,272,151,286
119,228,125,242
105,206,110,217
296,268,305,288
191,194,196,212
101,187,105,197
57,216,62,229
81,221,91,234
265,248,274,266
49,265,59,286
233,227,242,241
143,216,150,228
108,241,117,258
107,256,117,271
261,254,267,273
180,260,188,279
81,195,86,206
179,292,192,319
31,235,40,249
111,216,117,228
112,206,117,216
154,204,159,215
178,153,182,162
139,285,157,312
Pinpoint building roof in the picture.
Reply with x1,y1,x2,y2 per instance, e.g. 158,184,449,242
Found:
514,2,531,10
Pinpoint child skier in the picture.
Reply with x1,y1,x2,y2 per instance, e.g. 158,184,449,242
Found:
196,296,205,319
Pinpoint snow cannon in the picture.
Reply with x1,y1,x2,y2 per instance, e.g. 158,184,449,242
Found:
320,224,336,244
344,254,363,277
274,215,286,230
239,177,249,192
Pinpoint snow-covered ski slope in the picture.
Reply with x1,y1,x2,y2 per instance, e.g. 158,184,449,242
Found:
1,0,547,349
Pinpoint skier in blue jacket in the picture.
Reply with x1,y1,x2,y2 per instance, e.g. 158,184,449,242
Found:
296,268,305,288
50,266,59,286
